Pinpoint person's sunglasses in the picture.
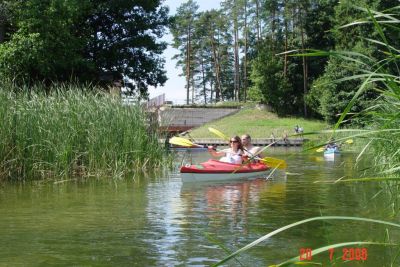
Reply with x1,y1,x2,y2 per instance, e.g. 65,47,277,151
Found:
230,140,238,143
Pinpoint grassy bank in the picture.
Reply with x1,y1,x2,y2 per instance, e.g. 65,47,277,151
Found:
188,107,328,139
0,83,167,181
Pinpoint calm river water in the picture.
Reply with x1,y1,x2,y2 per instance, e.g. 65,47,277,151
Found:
0,149,398,266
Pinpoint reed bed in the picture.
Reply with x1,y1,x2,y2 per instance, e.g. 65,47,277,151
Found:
0,82,167,181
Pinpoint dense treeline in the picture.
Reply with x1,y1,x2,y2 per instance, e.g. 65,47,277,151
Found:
1,0,398,122
171,0,398,122
0,0,169,98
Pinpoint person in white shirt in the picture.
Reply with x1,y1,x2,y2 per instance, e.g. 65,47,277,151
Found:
208,136,244,164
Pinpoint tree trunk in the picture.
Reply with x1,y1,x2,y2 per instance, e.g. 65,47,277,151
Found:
0,23,4,43
292,5,297,41
283,0,288,77
0,2,7,44
210,79,214,102
271,5,276,54
200,56,207,104
233,1,240,102
191,75,195,104
255,0,261,42
243,0,248,102
186,24,191,105
210,31,221,101
300,8,308,117
234,24,240,101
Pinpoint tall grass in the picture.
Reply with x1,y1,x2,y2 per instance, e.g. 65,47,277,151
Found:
0,82,167,181
328,5,400,178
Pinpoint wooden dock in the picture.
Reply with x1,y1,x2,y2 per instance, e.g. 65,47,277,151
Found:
163,138,308,147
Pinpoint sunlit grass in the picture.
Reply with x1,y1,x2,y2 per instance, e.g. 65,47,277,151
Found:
189,107,328,139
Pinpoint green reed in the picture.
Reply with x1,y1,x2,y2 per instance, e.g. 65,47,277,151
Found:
0,82,167,181
326,6,400,179
213,216,400,266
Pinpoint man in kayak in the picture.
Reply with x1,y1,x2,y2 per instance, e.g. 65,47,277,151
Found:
208,136,244,164
241,134,263,160
325,138,339,150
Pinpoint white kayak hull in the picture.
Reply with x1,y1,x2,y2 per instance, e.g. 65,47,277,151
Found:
181,170,270,182
324,147,340,159
324,152,340,158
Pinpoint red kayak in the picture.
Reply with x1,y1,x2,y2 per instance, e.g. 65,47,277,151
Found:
180,159,270,182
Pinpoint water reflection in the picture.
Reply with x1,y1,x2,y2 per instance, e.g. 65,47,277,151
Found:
181,178,286,233
0,149,398,266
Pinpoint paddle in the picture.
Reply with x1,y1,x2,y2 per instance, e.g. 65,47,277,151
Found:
169,136,205,148
315,139,354,152
258,157,287,169
208,127,229,141
208,127,287,170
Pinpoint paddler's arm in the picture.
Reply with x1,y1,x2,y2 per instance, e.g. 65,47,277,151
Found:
256,147,264,158
250,146,264,158
208,146,225,157
245,147,264,159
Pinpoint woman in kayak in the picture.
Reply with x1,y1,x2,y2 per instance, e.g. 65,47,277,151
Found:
208,136,244,164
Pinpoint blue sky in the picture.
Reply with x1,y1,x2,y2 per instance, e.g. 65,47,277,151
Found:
148,0,222,104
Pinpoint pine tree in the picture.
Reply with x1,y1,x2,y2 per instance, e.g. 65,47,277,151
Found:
170,0,199,104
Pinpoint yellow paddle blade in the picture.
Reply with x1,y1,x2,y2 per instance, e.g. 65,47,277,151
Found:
169,136,196,147
316,147,325,152
260,157,287,169
345,139,354,144
208,127,229,141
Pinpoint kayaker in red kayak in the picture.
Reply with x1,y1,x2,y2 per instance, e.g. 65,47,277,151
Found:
208,136,244,164
241,134,263,160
